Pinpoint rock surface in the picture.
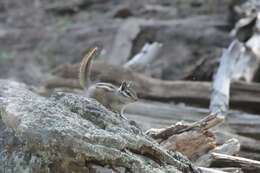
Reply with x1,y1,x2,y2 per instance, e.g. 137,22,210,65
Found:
0,79,200,173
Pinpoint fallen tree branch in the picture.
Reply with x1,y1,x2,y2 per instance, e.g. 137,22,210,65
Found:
216,167,243,173
146,40,243,138
215,131,260,157
44,0,99,14
145,41,243,163
124,42,162,72
211,153,260,172
109,19,140,65
195,138,240,167
199,167,243,173
210,40,243,115
125,101,260,139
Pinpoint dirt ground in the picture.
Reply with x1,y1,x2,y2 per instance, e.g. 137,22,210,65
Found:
0,0,236,85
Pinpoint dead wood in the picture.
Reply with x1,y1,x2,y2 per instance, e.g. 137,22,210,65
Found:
44,0,101,15
195,138,240,167
46,62,260,113
215,131,260,154
239,151,260,162
144,41,243,165
124,42,162,72
182,54,220,81
160,128,216,160
211,153,260,173
232,24,260,82
125,101,260,140
199,167,243,173
210,40,243,114
216,167,243,173
185,3,260,83
230,1,260,82
108,19,140,65
199,167,227,173
145,40,243,137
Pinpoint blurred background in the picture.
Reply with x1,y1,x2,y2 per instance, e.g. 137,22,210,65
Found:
0,0,251,86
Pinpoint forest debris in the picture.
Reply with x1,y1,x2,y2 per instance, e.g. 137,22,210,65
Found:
195,138,240,167
198,167,243,173
109,19,141,65
112,5,133,19
215,131,260,156
230,1,260,82
210,40,243,114
159,128,216,160
45,0,88,14
231,46,259,82
211,153,260,173
230,14,256,42
239,151,260,162
216,167,243,173
46,62,260,113
124,42,162,72
44,0,105,15
145,40,243,165
182,53,220,81
142,4,177,17
125,101,260,140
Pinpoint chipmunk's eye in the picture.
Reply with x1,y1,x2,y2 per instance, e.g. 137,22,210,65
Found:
124,90,131,97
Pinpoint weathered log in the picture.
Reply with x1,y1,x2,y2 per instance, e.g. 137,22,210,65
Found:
239,151,260,162
159,128,216,160
211,153,260,173
216,167,243,173
44,0,102,14
145,41,243,163
182,54,220,81
125,101,260,139
231,44,259,82
231,17,260,82
230,0,260,82
199,167,243,173
195,138,240,167
109,19,140,65
47,64,260,113
199,167,229,173
210,40,243,114
0,79,200,173
125,102,260,162
124,42,162,72
215,131,260,154
215,131,260,160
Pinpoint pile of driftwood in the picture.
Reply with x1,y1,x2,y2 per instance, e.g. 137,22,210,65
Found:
30,1,260,173
40,39,260,173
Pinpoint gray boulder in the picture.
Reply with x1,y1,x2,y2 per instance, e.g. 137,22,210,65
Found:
0,79,199,173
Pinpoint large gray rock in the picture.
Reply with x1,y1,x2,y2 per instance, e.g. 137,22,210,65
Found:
0,79,199,173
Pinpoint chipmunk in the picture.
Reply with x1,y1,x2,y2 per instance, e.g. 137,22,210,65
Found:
79,47,138,116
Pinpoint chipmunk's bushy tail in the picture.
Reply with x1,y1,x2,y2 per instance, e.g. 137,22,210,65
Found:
79,47,99,89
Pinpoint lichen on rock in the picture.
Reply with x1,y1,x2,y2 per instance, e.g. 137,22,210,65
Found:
0,79,199,173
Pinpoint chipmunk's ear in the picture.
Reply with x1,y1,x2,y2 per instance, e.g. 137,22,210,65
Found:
120,81,127,91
